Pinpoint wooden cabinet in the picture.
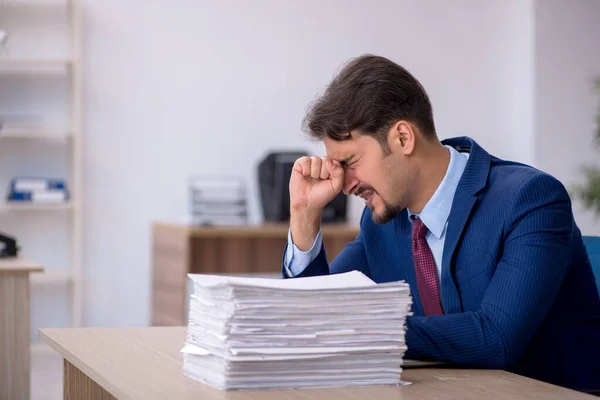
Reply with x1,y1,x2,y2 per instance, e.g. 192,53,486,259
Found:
0,258,43,400
151,222,359,326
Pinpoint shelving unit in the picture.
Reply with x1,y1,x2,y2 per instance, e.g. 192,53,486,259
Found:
0,0,83,350
0,201,74,211
0,58,72,64
0,129,72,139
0,59,72,68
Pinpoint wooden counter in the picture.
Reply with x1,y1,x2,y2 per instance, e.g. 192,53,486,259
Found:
0,257,44,400
151,222,360,326
39,326,594,400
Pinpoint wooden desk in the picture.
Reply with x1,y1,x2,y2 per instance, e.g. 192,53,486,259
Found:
151,222,360,326
39,326,593,400
0,258,43,400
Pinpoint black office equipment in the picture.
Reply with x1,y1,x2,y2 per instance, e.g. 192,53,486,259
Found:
257,151,348,223
0,232,19,258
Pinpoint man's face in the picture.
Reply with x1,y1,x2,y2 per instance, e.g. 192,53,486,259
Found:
324,130,414,224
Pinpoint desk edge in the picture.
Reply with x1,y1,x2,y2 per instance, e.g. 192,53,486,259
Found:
38,328,129,400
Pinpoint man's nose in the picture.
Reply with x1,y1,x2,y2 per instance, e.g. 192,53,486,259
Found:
343,171,359,196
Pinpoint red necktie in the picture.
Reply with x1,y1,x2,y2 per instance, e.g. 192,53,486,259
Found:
411,217,444,316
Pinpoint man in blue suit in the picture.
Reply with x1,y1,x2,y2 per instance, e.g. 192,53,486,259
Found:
282,54,600,392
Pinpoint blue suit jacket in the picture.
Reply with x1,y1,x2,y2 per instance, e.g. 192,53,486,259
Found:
283,136,600,391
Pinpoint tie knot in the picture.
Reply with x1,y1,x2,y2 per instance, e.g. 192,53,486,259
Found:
412,217,429,240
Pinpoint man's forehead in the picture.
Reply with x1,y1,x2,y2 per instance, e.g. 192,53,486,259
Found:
323,137,357,160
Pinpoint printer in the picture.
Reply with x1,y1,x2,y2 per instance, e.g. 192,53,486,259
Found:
257,151,348,223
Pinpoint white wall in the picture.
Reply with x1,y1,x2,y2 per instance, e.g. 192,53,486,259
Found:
80,0,562,327
534,0,600,236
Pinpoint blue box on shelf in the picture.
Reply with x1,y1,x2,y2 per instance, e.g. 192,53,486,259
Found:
6,177,70,203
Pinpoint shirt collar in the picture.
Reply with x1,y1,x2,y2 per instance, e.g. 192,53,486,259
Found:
407,145,469,239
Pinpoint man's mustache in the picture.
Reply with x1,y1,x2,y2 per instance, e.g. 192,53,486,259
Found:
356,186,376,196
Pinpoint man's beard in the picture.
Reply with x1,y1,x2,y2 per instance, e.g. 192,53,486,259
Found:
357,186,401,225
371,197,402,224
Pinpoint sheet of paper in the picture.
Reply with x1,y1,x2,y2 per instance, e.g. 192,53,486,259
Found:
188,270,376,290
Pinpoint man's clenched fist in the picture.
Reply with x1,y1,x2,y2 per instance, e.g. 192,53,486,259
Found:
289,156,345,212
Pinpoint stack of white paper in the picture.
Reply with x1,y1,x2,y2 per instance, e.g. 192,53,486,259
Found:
181,271,412,390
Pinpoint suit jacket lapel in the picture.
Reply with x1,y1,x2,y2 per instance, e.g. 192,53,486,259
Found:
441,192,477,313
439,137,491,314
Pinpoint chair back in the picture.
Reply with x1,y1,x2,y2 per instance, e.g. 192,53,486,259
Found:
582,236,600,294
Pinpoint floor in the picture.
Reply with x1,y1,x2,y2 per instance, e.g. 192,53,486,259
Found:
31,344,63,400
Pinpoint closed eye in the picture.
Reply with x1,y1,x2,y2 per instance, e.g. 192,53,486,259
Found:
339,161,353,170
338,155,359,170
347,158,360,169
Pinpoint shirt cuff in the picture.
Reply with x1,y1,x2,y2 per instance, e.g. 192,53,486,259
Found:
283,228,323,277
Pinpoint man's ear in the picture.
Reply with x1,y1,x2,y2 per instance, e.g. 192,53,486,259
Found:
388,120,416,156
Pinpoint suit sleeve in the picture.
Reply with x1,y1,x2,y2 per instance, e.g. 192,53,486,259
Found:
282,207,372,279
405,174,574,368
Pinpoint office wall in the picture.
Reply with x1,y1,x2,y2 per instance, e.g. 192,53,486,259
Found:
534,0,600,236
81,0,550,327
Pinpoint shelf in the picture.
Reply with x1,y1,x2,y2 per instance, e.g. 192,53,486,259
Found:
0,0,68,7
0,201,73,212
0,59,72,66
0,59,73,74
31,268,73,285
0,129,72,140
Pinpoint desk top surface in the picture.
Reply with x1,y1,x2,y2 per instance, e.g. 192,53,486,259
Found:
39,326,593,400
0,257,43,272
155,222,359,237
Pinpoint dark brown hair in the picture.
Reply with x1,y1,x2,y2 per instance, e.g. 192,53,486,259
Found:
302,54,436,152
